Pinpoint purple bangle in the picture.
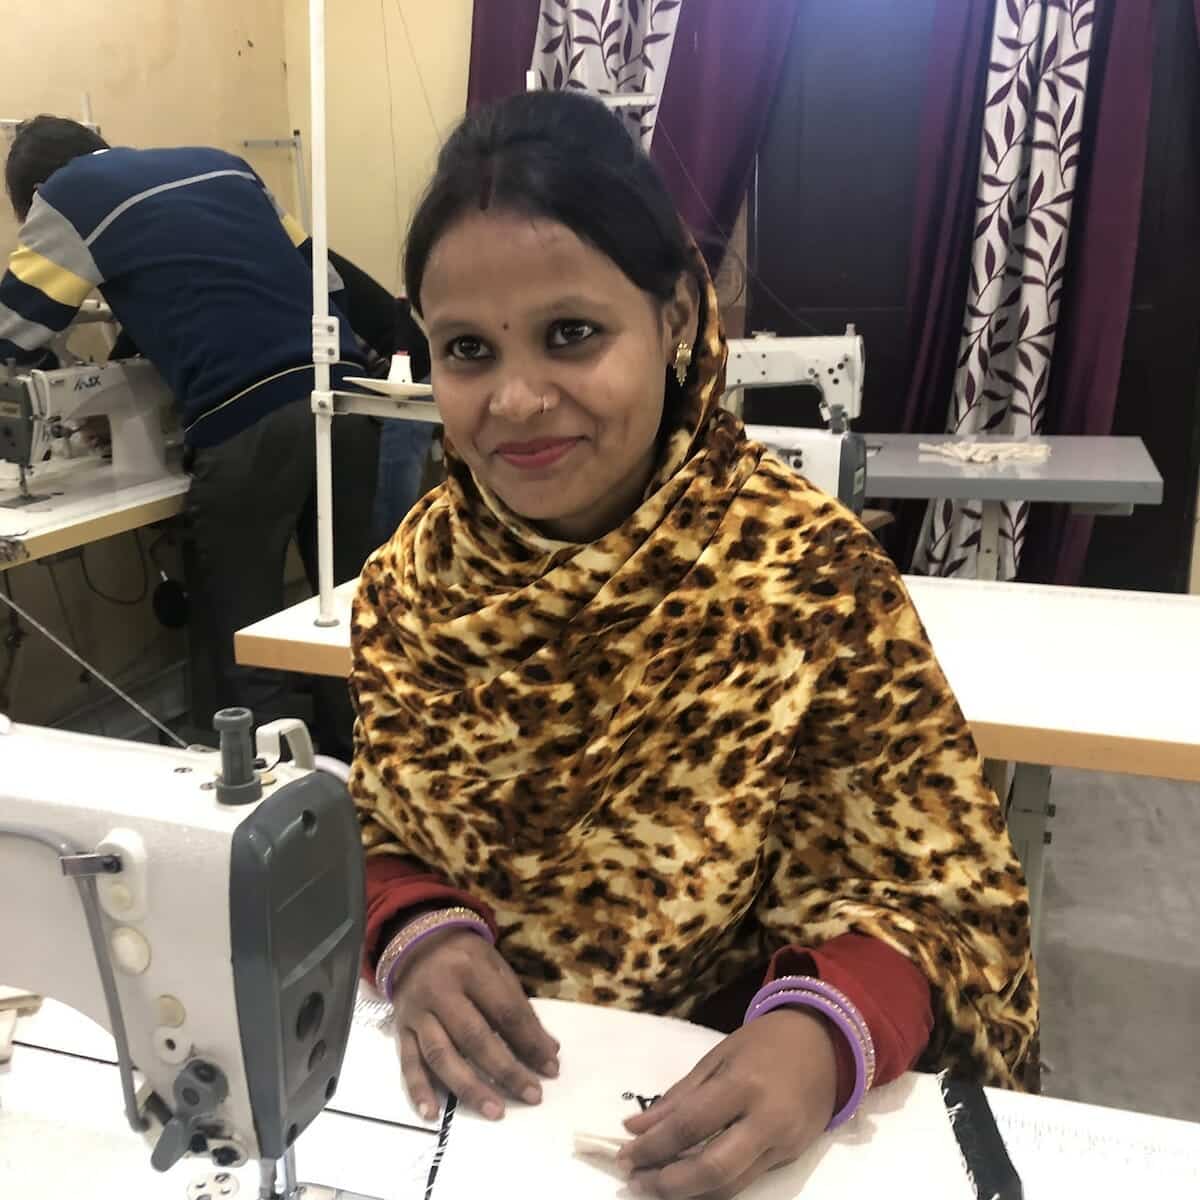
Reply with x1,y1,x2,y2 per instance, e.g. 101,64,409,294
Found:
748,990,869,1131
375,908,494,1002
747,976,871,1047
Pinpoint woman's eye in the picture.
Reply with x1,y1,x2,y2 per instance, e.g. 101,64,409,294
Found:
548,320,597,348
446,335,491,361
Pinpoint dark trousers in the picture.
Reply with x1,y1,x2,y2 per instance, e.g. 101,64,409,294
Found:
184,397,380,759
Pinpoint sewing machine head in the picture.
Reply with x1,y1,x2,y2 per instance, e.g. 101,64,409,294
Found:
0,358,174,498
723,326,868,511
725,325,865,430
0,710,365,1193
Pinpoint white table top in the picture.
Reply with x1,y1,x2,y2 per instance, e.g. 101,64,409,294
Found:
862,434,1163,505
7,997,1200,1199
906,575,1200,780
0,1043,435,1199
237,575,1200,781
0,455,188,570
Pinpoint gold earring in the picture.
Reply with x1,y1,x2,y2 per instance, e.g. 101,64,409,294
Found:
673,340,692,386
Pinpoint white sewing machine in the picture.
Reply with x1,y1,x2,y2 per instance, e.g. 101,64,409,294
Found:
728,327,867,512
0,357,175,504
0,709,365,1197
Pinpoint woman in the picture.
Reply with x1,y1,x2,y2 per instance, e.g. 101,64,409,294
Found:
350,90,1036,1200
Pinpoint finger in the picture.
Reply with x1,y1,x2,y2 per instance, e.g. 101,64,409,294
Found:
624,1084,699,1136
468,964,561,1076
414,1011,506,1121
619,1080,743,1171
397,1026,440,1123
623,1051,724,1135
630,1122,770,1200
631,1159,767,1200
441,992,547,1106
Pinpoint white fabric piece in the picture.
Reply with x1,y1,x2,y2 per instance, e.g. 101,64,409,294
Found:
422,999,976,1200
919,441,1052,465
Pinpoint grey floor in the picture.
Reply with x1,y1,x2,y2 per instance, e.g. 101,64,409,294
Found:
1037,768,1200,1122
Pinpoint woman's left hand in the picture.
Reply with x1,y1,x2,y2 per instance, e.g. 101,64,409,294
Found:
616,1009,839,1199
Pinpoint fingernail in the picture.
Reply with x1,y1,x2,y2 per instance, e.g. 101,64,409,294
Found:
522,1085,542,1105
541,1058,560,1077
482,1100,504,1120
420,1103,437,1122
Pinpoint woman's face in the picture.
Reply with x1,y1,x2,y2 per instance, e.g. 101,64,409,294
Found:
420,210,697,543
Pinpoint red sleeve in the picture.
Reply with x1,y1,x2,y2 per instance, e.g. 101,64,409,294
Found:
765,934,933,1111
363,855,497,983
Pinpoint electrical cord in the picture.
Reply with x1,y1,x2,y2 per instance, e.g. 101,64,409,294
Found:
394,0,441,154
380,0,406,292
652,119,823,336
43,559,89,683
79,529,150,607
0,582,186,748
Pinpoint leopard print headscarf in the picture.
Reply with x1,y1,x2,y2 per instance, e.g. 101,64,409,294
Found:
350,245,1037,1087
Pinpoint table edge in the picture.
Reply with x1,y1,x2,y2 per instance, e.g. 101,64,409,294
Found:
972,721,1200,783
234,629,352,678
0,491,187,572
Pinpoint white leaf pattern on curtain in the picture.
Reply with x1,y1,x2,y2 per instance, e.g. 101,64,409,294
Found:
531,0,684,149
913,0,1094,580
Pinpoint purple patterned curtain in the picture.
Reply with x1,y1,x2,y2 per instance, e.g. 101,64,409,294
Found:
894,0,995,569
469,0,796,275
534,0,796,270
650,0,797,269
902,1,996,439
467,1,541,109
533,0,683,149
914,0,1096,580
1019,0,1156,584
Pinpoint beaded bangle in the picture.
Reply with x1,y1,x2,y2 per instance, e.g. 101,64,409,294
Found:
748,976,874,1056
744,976,877,1131
748,983,878,1096
374,906,494,1002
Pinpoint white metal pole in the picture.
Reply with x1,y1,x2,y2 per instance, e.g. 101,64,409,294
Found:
310,0,338,627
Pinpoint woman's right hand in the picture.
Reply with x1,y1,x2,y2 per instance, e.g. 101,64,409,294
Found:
391,928,561,1122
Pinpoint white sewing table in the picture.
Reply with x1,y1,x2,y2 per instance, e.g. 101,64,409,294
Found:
0,455,188,571
4,996,1199,1199
236,575,1200,781
236,576,1200,952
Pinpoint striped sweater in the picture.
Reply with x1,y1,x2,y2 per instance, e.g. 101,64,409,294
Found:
0,146,366,446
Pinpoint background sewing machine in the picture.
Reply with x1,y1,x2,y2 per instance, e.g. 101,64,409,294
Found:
0,709,365,1198
729,326,867,513
0,301,177,507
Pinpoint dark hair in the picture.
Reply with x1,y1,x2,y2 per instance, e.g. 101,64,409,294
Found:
5,115,109,220
404,91,692,315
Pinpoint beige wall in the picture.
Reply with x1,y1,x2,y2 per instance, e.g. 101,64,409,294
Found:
0,1,295,249
0,0,293,725
282,0,475,293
